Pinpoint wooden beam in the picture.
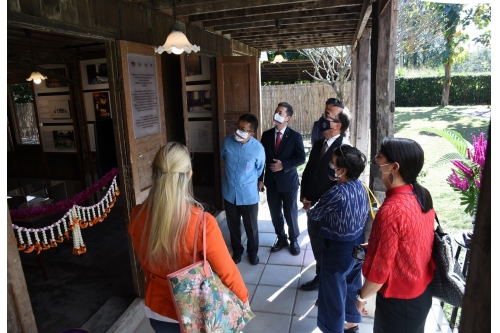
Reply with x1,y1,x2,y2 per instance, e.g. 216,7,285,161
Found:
228,23,359,38
351,0,373,51
156,0,361,16
8,11,116,40
198,7,361,28
172,0,363,21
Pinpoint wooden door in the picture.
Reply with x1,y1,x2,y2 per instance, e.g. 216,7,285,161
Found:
216,56,261,149
109,40,165,296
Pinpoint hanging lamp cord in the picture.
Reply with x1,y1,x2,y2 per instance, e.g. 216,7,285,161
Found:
25,29,35,68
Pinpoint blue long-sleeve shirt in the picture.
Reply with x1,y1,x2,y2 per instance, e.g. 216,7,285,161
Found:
308,179,369,242
221,135,265,205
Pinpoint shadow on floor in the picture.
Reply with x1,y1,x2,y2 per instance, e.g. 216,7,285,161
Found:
17,195,136,333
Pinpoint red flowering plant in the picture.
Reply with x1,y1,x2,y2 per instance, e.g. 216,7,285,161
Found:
424,128,487,218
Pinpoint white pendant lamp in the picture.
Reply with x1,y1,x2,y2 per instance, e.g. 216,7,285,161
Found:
25,29,47,84
155,0,200,55
271,20,287,64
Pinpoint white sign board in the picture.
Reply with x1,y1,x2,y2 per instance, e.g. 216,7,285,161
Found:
128,54,161,138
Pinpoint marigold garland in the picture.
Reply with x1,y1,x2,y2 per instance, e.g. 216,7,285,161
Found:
12,174,120,256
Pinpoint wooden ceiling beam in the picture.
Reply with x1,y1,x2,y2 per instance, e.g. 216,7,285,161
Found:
156,0,361,17
351,0,374,51
174,0,362,22
198,6,360,28
249,39,353,50
228,24,358,38
238,32,356,44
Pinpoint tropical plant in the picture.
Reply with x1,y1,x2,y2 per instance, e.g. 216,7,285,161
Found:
423,128,486,217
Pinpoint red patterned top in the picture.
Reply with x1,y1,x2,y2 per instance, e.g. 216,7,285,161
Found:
362,185,436,299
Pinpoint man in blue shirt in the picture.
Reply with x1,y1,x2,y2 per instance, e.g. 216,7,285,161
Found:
221,113,265,265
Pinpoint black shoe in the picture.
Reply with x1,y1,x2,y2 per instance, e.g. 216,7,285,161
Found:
315,299,318,306
344,325,359,333
249,255,259,265
299,275,319,291
271,237,289,253
232,254,241,264
289,240,300,256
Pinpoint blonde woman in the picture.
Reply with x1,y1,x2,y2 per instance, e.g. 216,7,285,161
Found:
128,142,249,333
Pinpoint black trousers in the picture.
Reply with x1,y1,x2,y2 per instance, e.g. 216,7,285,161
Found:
224,199,259,257
373,283,433,333
307,216,322,275
266,188,300,241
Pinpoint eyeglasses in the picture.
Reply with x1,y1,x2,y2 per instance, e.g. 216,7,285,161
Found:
326,98,343,107
328,162,341,171
338,146,346,160
371,154,392,166
234,124,252,134
323,113,341,123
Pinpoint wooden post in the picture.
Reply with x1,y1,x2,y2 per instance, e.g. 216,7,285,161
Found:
355,28,371,185
7,207,38,333
349,45,358,147
370,0,396,195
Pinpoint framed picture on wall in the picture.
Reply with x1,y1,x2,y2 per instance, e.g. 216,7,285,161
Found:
185,55,210,82
33,64,69,94
186,84,212,118
35,95,73,124
188,120,213,152
80,58,109,90
39,125,77,153
84,91,112,121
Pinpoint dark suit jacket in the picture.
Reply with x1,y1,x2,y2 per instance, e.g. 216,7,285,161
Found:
300,135,346,204
259,126,306,192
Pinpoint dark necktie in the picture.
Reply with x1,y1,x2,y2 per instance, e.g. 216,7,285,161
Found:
275,131,282,154
320,140,328,159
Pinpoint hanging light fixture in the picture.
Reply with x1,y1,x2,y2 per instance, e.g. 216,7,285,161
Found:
24,29,47,84
271,20,287,64
155,0,200,55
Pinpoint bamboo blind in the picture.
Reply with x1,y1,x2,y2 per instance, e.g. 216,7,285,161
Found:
261,83,350,139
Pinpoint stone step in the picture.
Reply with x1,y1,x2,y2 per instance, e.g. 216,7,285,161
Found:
82,297,134,333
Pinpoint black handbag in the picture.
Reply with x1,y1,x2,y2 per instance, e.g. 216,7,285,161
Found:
430,215,466,307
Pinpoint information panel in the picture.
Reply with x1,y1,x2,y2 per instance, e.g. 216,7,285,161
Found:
128,54,161,138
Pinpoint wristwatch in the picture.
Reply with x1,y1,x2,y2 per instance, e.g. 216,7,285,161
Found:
356,289,369,302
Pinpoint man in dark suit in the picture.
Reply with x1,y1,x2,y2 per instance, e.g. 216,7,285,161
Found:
258,102,306,256
299,98,351,291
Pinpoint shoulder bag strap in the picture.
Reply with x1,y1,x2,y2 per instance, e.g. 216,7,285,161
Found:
192,211,203,263
361,182,380,220
201,212,212,277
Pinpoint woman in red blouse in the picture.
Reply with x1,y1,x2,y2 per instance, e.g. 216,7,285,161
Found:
356,138,436,333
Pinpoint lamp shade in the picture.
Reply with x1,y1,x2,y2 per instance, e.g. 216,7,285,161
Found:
155,23,200,55
271,52,286,64
26,71,48,84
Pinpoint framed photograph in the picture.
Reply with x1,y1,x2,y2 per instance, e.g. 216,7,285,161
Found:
185,55,210,82
39,125,77,153
49,100,71,119
188,120,213,152
186,84,212,118
84,91,112,121
35,95,73,124
80,58,109,90
33,64,69,94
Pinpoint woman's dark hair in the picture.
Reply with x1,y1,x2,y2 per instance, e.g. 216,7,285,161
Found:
333,145,366,180
380,137,433,213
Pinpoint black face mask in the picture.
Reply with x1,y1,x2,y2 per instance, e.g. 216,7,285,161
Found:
319,117,332,132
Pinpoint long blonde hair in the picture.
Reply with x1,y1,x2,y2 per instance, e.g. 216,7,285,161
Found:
139,142,202,270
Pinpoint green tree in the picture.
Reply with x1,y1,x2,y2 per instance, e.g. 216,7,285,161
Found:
427,3,491,106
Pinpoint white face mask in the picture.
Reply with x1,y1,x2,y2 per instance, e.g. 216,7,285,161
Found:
234,129,249,142
274,113,286,125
